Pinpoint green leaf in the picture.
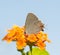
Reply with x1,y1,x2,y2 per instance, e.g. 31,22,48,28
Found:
27,47,49,55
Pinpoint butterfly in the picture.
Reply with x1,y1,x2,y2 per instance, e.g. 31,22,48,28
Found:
25,13,44,35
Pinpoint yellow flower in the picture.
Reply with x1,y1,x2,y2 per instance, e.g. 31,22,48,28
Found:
27,34,37,43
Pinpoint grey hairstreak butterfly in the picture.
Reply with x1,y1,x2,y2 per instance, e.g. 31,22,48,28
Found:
25,13,44,35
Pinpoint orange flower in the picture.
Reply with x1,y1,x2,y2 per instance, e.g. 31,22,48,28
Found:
2,25,25,42
27,34,37,43
2,29,16,42
43,33,51,42
16,37,26,50
2,25,50,50
36,40,46,50
36,31,43,40
36,31,50,42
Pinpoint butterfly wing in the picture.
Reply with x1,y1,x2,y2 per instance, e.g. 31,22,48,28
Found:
25,13,44,35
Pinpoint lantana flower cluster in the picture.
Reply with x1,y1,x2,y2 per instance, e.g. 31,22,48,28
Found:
2,25,50,50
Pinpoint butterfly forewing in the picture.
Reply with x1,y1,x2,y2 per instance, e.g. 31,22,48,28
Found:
25,13,44,35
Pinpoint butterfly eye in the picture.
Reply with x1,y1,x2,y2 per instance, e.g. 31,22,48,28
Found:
42,29,44,31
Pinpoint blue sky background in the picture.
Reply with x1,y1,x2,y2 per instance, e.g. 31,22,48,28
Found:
0,0,60,55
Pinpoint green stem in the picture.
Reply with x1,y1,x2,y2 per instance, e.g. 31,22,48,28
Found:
21,50,25,55
18,49,25,55
29,45,32,55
